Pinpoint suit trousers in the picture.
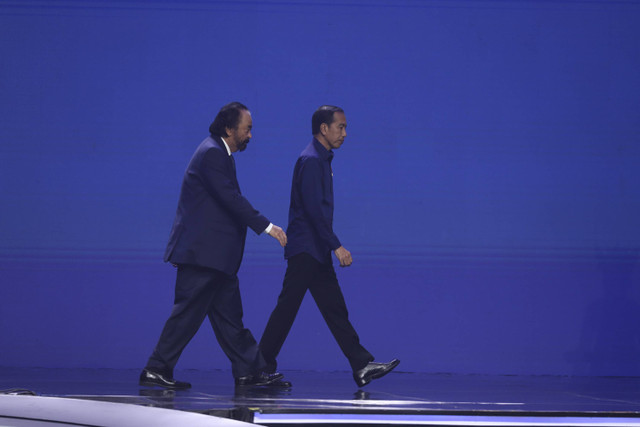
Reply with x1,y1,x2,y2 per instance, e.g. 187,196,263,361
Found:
146,264,263,379
259,252,374,372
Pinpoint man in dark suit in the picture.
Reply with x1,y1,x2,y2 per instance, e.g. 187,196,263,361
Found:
140,102,290,389
259,105,399,387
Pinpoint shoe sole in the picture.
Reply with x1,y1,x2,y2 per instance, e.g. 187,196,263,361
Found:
139,380,191,390
357,378,371,387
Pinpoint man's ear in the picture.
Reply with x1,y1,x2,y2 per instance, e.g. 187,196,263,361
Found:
224,127,233,138
320,122,328,135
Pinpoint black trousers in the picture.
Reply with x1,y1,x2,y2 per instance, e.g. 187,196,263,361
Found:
146,264,264,379
259,252,374,372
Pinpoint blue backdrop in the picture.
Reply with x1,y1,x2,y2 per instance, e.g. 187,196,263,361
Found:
1,0,639,377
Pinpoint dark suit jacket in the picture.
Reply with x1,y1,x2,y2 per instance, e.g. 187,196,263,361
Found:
164,135,270,276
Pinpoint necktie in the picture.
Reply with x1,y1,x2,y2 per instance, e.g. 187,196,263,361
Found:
230,155,237,174
230,155,240,192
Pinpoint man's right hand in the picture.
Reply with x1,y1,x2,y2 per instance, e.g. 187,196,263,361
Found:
268,225,288,247
334,246,352,267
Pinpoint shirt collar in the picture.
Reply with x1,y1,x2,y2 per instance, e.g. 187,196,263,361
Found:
220,137,232,156
312,137,333,162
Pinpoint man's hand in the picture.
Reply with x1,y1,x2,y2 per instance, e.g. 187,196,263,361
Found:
268,225,288,247
334,246,352,267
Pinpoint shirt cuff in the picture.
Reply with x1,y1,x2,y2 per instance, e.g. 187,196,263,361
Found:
264,223,273,235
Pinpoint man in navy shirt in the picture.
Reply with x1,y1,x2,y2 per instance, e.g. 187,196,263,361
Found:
259,105,399,387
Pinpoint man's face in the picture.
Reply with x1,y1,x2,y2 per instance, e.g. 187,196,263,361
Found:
323,112,347,150
227,110,253,152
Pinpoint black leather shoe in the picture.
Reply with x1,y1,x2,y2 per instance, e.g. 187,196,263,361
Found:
139,368,191,390
265,378,292,388
235,372,284,387
353,359,400,387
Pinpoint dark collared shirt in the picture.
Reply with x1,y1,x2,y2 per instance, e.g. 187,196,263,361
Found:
284,138,341,264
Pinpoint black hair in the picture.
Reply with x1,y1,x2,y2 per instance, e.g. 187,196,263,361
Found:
312,105,344,135
209,102,249,137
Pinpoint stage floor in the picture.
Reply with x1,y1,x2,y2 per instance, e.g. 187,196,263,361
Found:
1,367,639,426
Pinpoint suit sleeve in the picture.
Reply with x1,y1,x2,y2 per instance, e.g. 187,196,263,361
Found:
199,148,270,234
298,158,342,251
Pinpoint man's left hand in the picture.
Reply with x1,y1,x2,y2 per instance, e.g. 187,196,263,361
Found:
268,225,288,247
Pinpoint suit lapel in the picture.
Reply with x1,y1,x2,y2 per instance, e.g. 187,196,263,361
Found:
211,135,240,192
